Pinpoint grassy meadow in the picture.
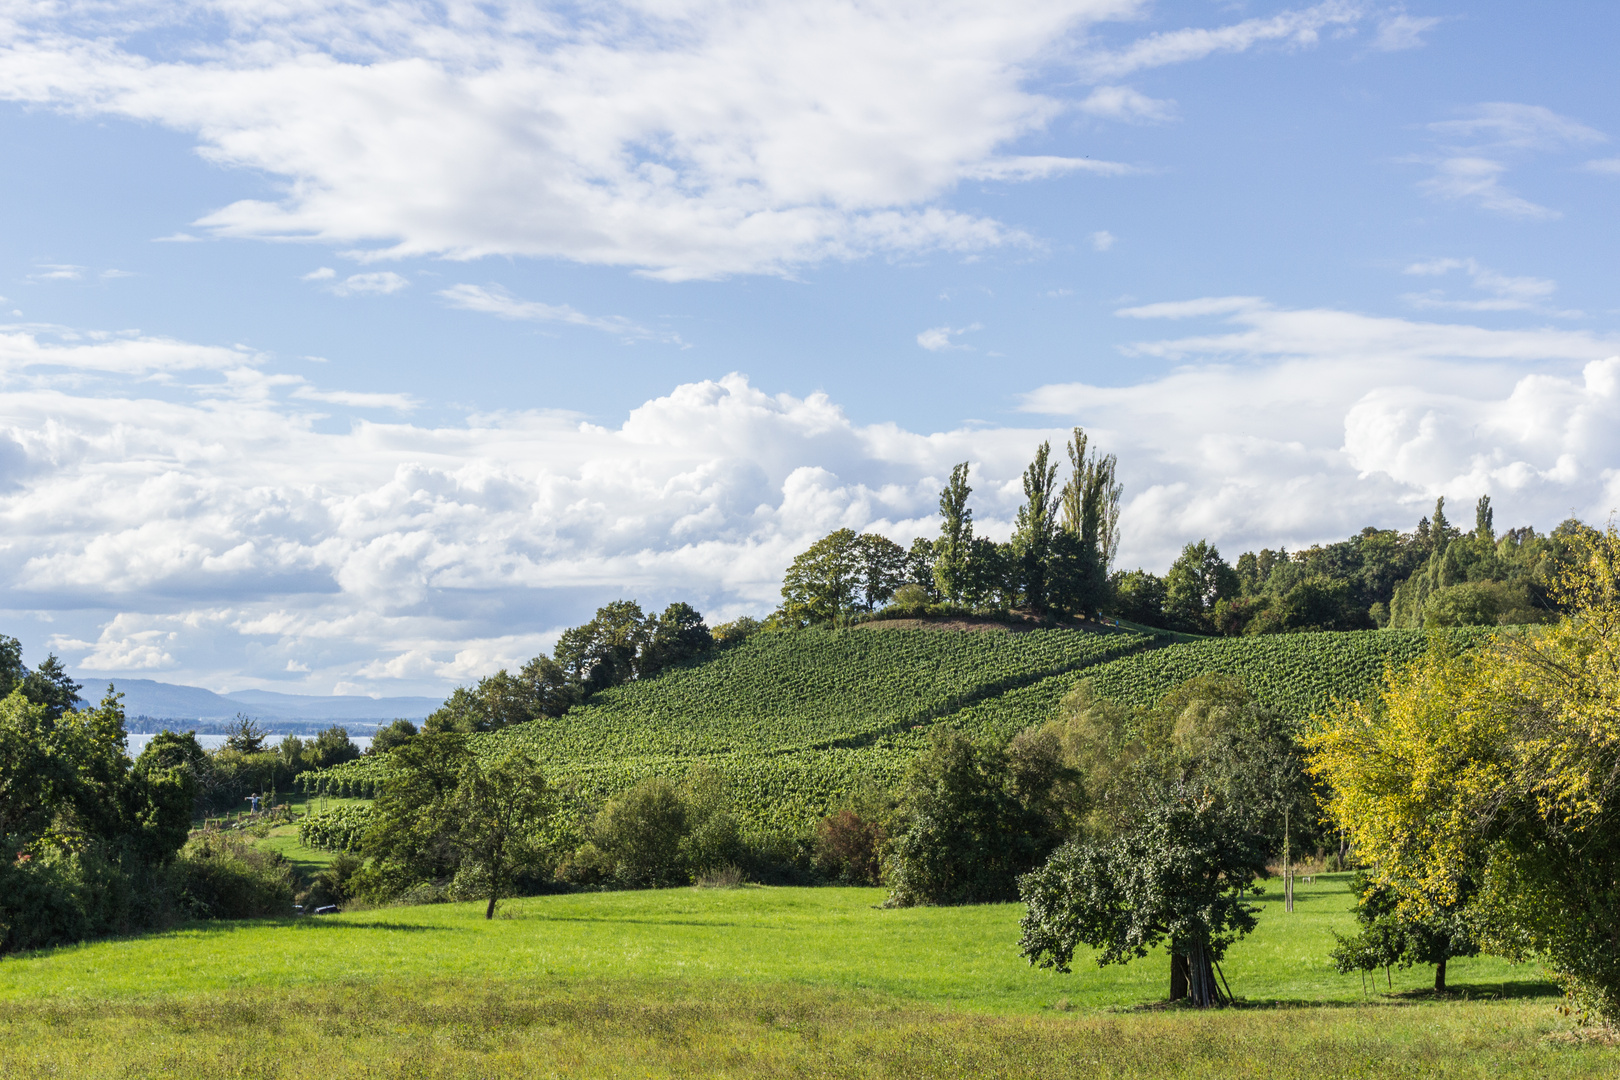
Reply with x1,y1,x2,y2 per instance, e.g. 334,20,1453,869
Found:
1,871,1604,1078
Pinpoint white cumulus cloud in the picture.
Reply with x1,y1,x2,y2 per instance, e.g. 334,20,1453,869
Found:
5,303,1620,694
0,0,1383,281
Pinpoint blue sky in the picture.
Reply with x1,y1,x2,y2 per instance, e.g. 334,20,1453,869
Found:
1,0,1617,695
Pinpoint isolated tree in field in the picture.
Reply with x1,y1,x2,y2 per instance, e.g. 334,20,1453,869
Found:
933,463,975,603
452,750,554,918
1016,675,1309,1004
360,734,553,915
1329,872,1477,993
1012,441,1060,612
1307,525,1620,1020
1019,793,1265,1007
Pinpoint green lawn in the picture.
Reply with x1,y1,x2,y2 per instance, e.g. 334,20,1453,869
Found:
0,875,1602,1078
0,873,1542,1010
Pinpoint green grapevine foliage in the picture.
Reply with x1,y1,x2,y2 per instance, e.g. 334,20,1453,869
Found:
300,626,1499,841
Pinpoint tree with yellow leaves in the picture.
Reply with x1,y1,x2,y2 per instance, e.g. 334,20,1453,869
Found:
1307,522,1620,1019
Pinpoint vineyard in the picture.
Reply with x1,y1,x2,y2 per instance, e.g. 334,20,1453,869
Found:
915,626,1505,746
298,624,1504,846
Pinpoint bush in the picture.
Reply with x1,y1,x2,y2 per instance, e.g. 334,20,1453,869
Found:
306,853,363,909
573,771,742,889
0,846,167,953
588,778,691,887
888,583,930,613
173,834,296,919
884,727,1068,906
813,810,885,884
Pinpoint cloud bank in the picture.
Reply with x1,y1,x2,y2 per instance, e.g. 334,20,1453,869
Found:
0,0,1386,280
3,302,1618,695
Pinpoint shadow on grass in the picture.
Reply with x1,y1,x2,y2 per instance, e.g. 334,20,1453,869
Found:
528,916,742,929
288,920,445,933
1224,979,1561,1010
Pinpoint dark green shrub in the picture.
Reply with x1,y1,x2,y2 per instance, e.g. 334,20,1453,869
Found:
589,778,690,887
307,853,364,909
173,834,296,919
884,727,1067,906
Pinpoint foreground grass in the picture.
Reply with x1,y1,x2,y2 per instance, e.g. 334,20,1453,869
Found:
0,874,1594,1077
0,977,1606,1079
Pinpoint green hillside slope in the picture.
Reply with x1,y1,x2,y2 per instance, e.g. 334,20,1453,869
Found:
918,627,1504,746
307,625,1504,838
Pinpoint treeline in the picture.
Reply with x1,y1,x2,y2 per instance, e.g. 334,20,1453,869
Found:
777,429,1121,624
773,430,1585,636
1114,494,1583,635
397,600,754,738
0,641,309,953
141,717,365,814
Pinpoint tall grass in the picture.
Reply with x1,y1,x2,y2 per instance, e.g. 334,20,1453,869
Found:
0,978,1607,1079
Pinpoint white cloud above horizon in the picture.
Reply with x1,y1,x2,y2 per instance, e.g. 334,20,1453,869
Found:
0,0,1383,280
5,301,1620,695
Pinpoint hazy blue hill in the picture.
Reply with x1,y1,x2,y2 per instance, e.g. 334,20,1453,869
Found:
223,688,443,721
92,677,441,728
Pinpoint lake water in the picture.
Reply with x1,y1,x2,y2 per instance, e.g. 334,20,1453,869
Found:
125,733,373,756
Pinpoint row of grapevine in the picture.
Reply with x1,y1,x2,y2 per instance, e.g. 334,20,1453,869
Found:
294,626,1505,843
299,804,374,852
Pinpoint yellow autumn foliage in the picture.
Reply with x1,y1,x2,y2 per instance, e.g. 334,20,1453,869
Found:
1307,523,1620,1017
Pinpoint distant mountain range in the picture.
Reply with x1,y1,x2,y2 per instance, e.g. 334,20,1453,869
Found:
89,678,443,733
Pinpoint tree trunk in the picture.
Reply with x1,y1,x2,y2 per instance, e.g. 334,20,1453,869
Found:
1434,956,1447,993
1170,952,1189,1002
486,888,498,920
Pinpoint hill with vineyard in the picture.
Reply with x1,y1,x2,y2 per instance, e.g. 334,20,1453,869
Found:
303,623,1499,842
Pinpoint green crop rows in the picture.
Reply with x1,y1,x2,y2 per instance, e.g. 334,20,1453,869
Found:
298,804,373,852
301,625,1504,840
920,627,1503,747
509,626,1153,760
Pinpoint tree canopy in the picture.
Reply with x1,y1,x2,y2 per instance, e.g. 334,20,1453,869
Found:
1307,525,1620,1019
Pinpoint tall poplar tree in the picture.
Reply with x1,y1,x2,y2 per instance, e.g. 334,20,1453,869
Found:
1014,442,1060,612
933,462,975,603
